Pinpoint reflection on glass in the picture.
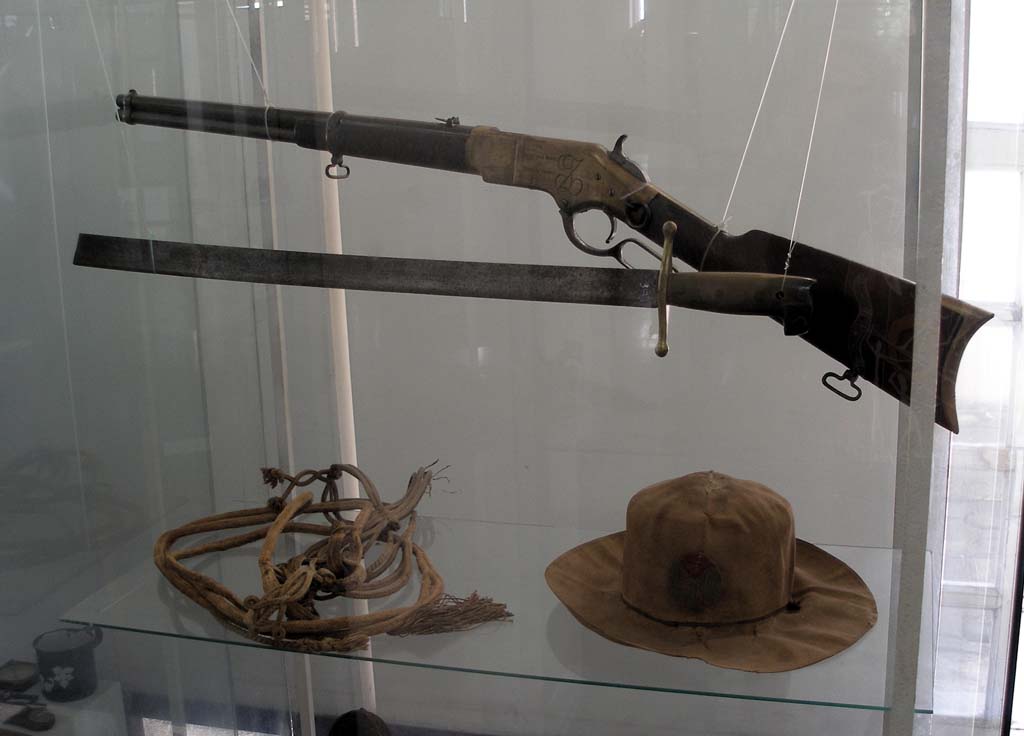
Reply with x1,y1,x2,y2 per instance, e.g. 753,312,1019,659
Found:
942,0,1024,723
437,0,467,23
143,719,277,736
960,169,1022,305
967,0,1024,124
629,0,646,29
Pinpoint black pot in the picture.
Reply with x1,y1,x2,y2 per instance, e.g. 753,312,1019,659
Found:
32,626,103,702
329,709,391,736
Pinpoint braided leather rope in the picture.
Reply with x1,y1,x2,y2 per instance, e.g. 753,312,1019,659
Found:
153,464,511,652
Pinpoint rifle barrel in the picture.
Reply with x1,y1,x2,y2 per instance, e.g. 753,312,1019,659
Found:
116,91,476,173
115,91,315,143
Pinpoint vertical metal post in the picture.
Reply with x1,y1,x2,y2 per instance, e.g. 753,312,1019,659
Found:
1003,517,1024,734
885,0,959,733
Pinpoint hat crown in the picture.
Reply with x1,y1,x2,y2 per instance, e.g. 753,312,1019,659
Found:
620,471,796,625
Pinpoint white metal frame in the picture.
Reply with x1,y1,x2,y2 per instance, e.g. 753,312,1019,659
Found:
886,1,969,733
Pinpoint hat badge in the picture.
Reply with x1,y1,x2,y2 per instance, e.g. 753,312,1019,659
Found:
672,552,723,612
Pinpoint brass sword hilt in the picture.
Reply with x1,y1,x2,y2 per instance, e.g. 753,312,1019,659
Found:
656,221,677,357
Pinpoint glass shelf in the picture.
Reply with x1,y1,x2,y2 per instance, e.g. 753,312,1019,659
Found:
63,511,929,713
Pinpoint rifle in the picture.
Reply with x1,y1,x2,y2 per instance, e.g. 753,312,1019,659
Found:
94,90,990,432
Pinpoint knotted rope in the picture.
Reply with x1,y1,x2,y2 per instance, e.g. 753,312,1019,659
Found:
153,464,512,652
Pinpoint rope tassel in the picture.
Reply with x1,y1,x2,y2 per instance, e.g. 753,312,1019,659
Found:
390,593,513,637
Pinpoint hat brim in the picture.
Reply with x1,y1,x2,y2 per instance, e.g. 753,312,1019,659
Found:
545,532,878,673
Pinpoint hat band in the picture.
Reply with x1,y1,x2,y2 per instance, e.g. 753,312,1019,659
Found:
620,594,801,628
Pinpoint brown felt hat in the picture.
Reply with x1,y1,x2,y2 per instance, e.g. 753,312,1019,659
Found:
545,471,877,672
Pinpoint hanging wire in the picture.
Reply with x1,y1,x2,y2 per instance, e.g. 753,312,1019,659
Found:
783,0,841,282
223,0,271,104
83,0,117,112
83,0,158,270
35,0,89,522
699,0,797,271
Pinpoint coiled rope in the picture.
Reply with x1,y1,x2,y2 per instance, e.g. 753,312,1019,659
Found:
153,463,512,652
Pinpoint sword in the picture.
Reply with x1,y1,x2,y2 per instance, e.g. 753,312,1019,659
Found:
74,234,815,355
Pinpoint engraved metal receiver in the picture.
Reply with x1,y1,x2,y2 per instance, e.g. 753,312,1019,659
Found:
466,128,665,269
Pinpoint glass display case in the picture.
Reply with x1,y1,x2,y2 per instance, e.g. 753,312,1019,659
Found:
2,1,1014,735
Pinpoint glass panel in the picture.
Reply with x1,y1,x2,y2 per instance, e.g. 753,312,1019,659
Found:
938,2,1024,728
0,1,294,734
63,509,930,714
2,0,962,733
938,324,1022,718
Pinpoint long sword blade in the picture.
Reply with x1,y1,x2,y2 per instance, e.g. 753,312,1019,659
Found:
73,234,813,323
75,233,659,307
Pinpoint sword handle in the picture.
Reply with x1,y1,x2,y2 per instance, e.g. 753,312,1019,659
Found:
664,271,815,332
655,221,677,357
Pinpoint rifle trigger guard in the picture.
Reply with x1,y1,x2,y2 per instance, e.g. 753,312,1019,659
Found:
655,221,677,357
822,368,862,402
561,206,667,270
560,207,619,258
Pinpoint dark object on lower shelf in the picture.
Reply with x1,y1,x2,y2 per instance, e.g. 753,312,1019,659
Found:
329,708,392,736
3,704,55,732
0,660,38,691
33,625,103,702
0,690,55,733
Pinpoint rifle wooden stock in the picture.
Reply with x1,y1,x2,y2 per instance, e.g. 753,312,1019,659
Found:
634,194,991,433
